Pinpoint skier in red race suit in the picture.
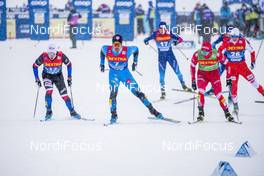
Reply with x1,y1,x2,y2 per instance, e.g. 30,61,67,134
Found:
218,28,264,114
191,42,234,122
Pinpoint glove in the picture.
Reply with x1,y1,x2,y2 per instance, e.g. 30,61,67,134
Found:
173,41,179,46
144,39,149,45
132,62,137,71
100,64,105,72
226,79,232,87
67,77,72,87
35,79,42,87
251,62,255,70
192,81,197,91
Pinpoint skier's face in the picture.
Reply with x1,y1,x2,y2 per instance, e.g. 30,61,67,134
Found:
201,50,210,56
113,42,122,52
231,36,239,43
48,52,56,60
159,25,167,34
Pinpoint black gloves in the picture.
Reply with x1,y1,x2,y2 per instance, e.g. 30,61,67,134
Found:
251,62,255,70
67,77,72,87
132,62,137,71
192,81,197,91
226,79,232,87
173,41,179,46
100,64,105,72
35,79,42,87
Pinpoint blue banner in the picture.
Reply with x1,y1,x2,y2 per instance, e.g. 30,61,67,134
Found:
225,0,253,5
114,0,135,41
28,0,49,40
0,0,6,41
156,0,176,30
16,12,30,39
73,0,93,40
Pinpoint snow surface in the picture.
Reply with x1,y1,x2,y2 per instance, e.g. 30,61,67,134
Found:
0,35,264,176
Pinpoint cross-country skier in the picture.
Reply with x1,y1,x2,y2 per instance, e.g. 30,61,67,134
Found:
144,21,191,99
218,27,264,114
191,42,234,122
33,44,81,120
100,34,164,124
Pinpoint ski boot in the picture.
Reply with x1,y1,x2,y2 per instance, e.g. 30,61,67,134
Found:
160,88,166,100
148,104,164,119
224,109,234,122
70,110,81,119
110,111,118,124
182,84,192,92
44,109,53,121
233,103,239,115
197,107,204,121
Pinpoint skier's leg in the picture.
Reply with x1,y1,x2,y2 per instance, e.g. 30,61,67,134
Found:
240,64,264,96
168,54,191,91
109,71,120,123
54,74,80,118
158,56,167,98
168,54,184,84
211,78,228,111
211,74,233,121
197,73,209,120
122,70,163,118
43,77,53,119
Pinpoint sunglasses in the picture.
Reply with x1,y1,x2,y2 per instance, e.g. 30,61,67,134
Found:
231,35,239,39
201,50,210,55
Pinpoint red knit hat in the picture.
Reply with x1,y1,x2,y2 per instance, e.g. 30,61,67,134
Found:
201,42,212,52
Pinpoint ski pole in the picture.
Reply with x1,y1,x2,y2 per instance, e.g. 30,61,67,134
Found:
149,43,158,53
33,86,40,118
176,48,189,61
256,39,263,60
69,86,75,109
192,93,196,122
174,96,196,105
135,70,143,76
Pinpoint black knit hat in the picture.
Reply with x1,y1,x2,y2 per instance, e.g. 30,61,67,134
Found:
112,34,123,44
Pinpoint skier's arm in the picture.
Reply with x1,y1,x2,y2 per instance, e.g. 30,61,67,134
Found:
62,53,72,78
171,33,183,45
32,54,44,80
245,40,256,63
190,52,198,82
100,46,108,71
212,35,223,49
127,46,139,63
144,32,156,44
217,50,228,66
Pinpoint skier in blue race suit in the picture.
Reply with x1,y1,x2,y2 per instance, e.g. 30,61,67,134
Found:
144,21,191,99
100,34,164,124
